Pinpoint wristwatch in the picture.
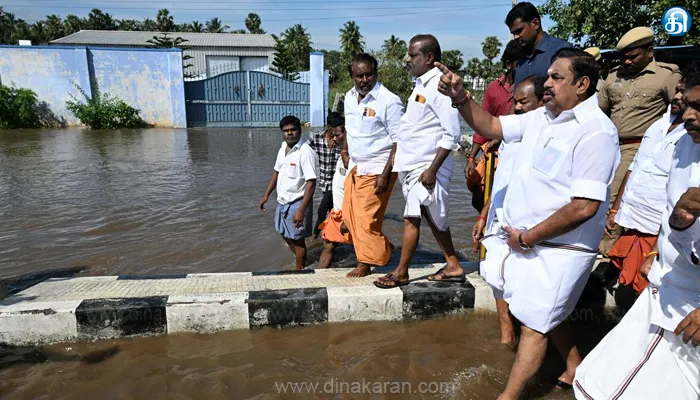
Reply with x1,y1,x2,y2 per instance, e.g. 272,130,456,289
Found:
451,90,471,108
518,232,531,251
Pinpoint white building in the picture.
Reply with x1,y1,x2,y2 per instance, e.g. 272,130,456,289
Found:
50,30,275,79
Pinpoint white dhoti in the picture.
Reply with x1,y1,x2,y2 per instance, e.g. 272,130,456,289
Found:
574,288,699,399
480,235,510,299
503,245,596,334
399,167,450,232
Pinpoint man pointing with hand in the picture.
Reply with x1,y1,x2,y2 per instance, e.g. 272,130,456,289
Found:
435,48,620,399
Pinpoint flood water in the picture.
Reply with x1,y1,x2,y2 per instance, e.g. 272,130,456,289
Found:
0,128,477,279
0,128,598,399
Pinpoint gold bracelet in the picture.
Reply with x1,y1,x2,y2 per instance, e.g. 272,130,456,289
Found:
645,251,658,258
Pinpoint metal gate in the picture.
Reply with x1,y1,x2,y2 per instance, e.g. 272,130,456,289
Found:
185,71,310,127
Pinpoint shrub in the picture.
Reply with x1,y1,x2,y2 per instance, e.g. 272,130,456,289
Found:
0,85,43,129
66,83,147,129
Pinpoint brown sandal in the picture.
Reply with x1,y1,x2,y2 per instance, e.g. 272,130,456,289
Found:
373,274,409,289
427,267,466,283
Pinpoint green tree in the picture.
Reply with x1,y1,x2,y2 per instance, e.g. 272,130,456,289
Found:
146,33,195,78
0,85,44,128
539,0,700,47
45,15,64,41
321,49,343,83
339,21,365,59
231,29,247,34
245,13,265,34
156,9,175,32
86,9,117,30
442,50,464,72
382,35,407,60
464,36,504,83
140,18,158,31
206,17,229,33
270,36,299,81
189,21,204,33
282,24,312,71
63,14,84,35
30,21,49,44
118,19,140,31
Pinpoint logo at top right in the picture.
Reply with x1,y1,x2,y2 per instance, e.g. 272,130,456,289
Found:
663,7,692,36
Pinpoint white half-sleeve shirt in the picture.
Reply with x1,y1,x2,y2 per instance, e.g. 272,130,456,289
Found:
273,138,318,205
394,67,461,175
616,113,687,234
344,82,404,176
499,95,620,250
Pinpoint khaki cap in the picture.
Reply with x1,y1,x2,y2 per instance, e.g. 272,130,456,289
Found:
616,27,654,51
584,47,601,61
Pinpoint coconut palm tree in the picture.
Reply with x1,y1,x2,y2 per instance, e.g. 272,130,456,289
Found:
188,21,204,33
283,24,312,71
118,19,140,31
86,9,116,30
45,14,64,41
30,21,49,44
140,18,158,31
245,13,265,34
156,9,174,32
63,14,84,35
339,21,364,58
206,17,229,33
382,35,407,60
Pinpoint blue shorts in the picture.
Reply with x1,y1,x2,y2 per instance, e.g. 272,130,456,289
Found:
274,198,313,240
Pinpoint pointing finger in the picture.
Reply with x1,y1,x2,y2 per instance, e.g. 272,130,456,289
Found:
434,61,452,75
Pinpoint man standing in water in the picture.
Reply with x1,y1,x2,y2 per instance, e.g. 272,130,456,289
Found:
308,112,343,239
259,115,319,270
373,34,464,289
436,48,619,398
473,75,547,345
342,53,404,278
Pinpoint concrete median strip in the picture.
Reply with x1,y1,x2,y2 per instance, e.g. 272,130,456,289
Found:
0,261,492,346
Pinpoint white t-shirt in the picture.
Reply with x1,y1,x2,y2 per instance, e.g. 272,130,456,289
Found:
273,138,318,205
394,67,461,175
331,157,348,211
499,95,620,250
616,113,686,234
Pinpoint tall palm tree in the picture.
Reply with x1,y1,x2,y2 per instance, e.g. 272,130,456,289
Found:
206,17,229,33
30,21,49,44
339,21,364,58
63,14,84,35
45,15,64,41
140,18,158,31
0,8,17,44
382,35,407,60
189,20,204,33
283,24,312,71
245,13,265,34
118,19,140,31
156,8,174,32
86,9,116,30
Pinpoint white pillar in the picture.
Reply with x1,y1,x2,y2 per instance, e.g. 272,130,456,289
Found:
309,52,325,127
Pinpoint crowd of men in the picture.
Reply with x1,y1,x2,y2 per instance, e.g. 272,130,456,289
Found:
259,2,700,399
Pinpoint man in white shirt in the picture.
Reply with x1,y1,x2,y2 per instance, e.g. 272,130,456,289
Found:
342,53,404,278
318,117,351,268
605,79,686,308
259,115,319,270
473,75,547,345
436,48,620,399
373,34,465,289
574,62,700,400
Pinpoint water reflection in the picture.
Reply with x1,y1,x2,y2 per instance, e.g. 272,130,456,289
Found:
0,128,478,279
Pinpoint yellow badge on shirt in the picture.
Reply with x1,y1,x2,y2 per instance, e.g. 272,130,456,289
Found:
363,107,376,117
414,94,426,104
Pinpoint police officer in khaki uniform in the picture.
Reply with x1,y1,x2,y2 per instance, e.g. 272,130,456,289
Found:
598,27,681,255
584,47,604,92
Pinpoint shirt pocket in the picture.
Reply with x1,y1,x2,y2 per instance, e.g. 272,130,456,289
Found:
634,87,660,109
532,138,571,179
284,161,299,179
407,101,428,124
358,116,380,137
651,141,675,174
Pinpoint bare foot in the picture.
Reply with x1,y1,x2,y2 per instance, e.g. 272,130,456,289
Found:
346,263,372,278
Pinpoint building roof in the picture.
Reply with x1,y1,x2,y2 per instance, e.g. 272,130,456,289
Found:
50,30,275,48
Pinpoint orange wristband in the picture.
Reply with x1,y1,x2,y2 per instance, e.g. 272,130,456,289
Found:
609,209,618,214
476,216,487,221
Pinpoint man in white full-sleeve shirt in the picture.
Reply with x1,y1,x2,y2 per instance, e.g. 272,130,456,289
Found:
574,62,700,400
373,34,466,289
435,48,620,399
342,53,404,278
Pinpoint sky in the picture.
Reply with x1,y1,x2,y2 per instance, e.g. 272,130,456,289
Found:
4,0,554,61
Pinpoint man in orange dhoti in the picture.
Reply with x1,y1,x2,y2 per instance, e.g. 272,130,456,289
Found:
605,78,686,309
318,119,352,268
342,53,404,277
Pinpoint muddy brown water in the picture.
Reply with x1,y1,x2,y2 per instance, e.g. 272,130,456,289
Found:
0,128,610,398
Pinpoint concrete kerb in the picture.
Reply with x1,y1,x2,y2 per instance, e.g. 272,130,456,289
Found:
0,261,617,346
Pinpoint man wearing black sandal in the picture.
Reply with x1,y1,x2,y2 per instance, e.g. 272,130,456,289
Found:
373,34,464,289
